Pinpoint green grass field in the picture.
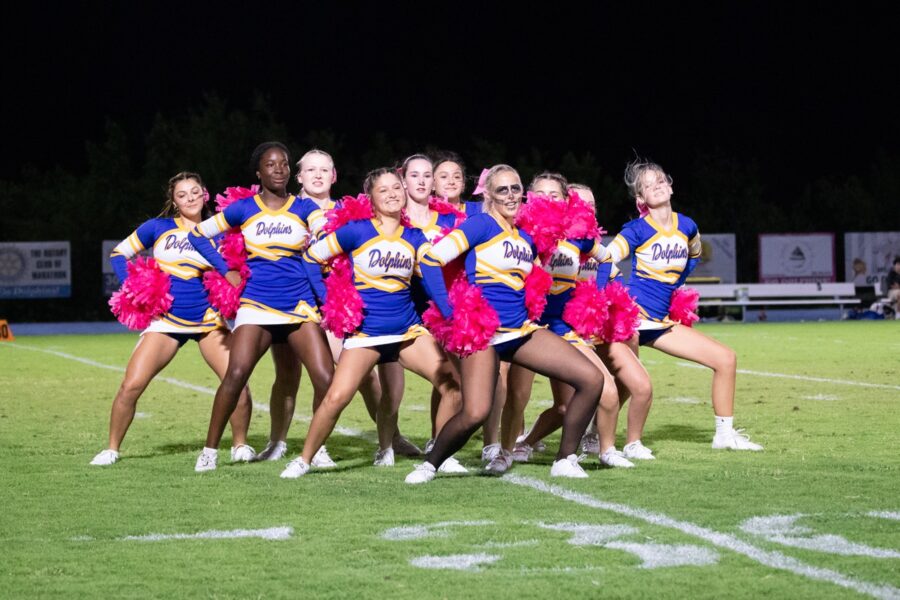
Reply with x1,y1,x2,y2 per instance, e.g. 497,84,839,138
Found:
2,321,898,599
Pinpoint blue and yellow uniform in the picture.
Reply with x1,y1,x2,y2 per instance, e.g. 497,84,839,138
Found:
304,219,433,357
540,238,606,345
605,212,701,344
408,210,462,314
462,199,484,218
111,217,225,339
424,212,541,355
305,197,339,239
189,195,320,329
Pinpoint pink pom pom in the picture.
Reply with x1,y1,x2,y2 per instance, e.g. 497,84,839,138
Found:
214,185,259,212
321,255,365,338
108,257,173,330
217,230,247,270
562,279,610,339
428,196,467,228
324,195,374,234
669,287,700,327
565,192,605,240
524,266,553,321
599,281,640,343
423,275,500,357
516,193,567,261
202,264,250,319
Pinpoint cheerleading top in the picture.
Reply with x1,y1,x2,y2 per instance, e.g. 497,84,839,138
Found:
605,212,701,330
305,198,339,239
408,211,460,243
304,219,434,346
110,217,224,333
462,199,484,217
423,212,540,344
189,195,321,326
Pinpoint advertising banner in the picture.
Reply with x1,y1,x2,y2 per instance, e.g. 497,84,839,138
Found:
759,233,835,283
0,242,72,299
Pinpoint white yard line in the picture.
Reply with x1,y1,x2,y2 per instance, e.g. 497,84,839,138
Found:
121,526,293,542
5,342,375,441
502,475,899,600
675,361,900,391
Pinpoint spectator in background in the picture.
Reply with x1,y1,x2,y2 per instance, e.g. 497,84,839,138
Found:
887,257,900,317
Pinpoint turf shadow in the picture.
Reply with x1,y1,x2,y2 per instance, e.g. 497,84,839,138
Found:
646,423,708,444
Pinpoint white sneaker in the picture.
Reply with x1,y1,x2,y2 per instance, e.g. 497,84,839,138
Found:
438,455,468,473
511,442,533,462
481,443,501,463
550,454,589,478
623,440,655,460
405,462,436,484
254,440,288,461
194,450,218,472
484,450,513,475
90,449,119,466
230,444,256,462
580,433,600,455
712,429,764,451
374,447,395,467
311,445,337,468
600,447,635,468
393,435,422,457
280,456,310,479
516,432,545,452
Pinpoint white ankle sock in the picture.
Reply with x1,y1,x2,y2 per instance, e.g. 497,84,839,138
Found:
715,416,734,435
203,447,218,456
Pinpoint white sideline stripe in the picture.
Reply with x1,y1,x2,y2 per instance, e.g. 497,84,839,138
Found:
675,361,900,391
502,475,900,600
869,512,900,521
6,342,375,443
409,553,500,571
121,526,293,542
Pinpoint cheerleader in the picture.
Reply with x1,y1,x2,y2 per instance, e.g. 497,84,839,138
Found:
279,168,462,478
189,142,335,471
501,179,656,471
91,172,253,466
432,151,483,217
260,149,420,462
492,173,623,473
405,165,605,484
606,158,762,450
569,183,655,462
400,153,468,472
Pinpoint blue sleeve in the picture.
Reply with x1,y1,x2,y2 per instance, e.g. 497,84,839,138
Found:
189,202,247,275
303,222,362,305
618,220,645,251
111,220,158,284
303,254,327,304
464,200,484,217
420,257,451,317
595,261,614,291
111,255,129,284
676,257,700,286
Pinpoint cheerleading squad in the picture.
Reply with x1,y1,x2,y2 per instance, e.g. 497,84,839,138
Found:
92,143,762,483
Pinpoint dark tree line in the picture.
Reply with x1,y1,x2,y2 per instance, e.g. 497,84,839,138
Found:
1,95,896,322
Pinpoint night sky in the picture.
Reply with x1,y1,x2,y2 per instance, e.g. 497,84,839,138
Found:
4,3,899,191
